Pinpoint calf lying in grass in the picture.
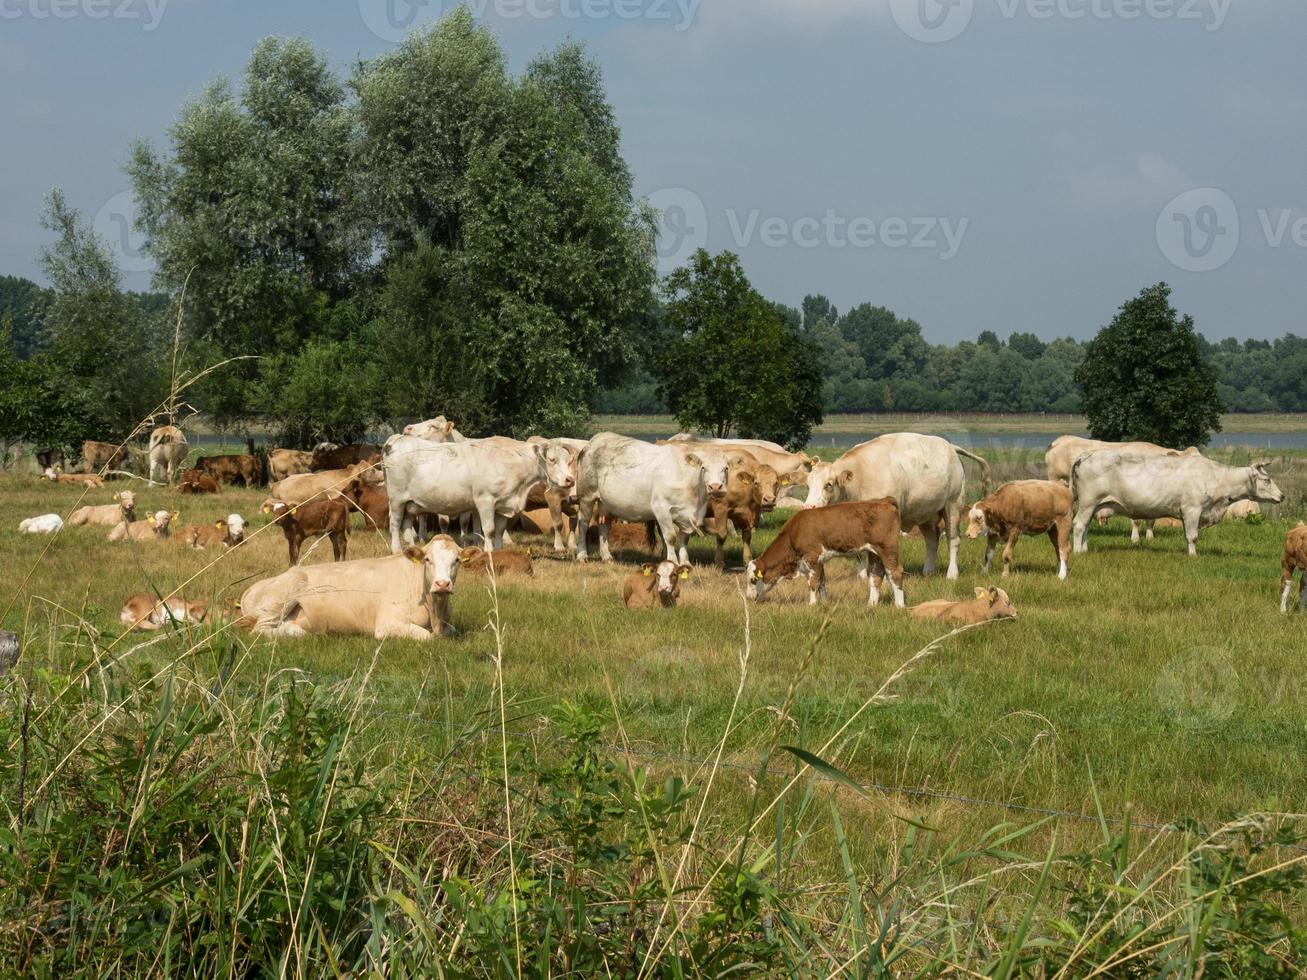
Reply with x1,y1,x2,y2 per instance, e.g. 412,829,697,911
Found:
910,587,1017,625
68,490,136,528
120,593,214,631
746,498,904,607
44,467,103,488
1281,523,1307,614
177,514,247,551
457,546,534,578
18,514,63,534
262,497,349,565
107,510,175,543
178,469,220,494
623,561,691,609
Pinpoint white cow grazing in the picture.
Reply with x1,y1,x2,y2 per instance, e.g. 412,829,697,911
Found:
575,432,730,565
148,425,188,484
801,433,990,580
1071,451,1284,556
19,514,64,534
382,436,575,553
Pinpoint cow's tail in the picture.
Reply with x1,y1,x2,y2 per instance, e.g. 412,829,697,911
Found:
950,445,991,497
1069,454,1086,508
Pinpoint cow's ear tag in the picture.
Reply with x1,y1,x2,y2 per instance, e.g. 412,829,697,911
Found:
214,520,224,528
973,587,987,599
679,569,690,580
642,565,654,576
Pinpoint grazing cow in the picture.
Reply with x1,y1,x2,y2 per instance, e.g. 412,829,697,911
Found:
1071,451,1284,556
68,490,137,528
147,425,188,484
44,468,104,489
662,436,814,503
383,436,576,553
82,440,125,475
1281,523,1307,614
746,498,905,607
18,514,63,534
623,561,692,609
802,434,990,580
311,443,381,472
707,460,783,568
576,433,729,565
177,514,247,550
965,480,1073,580
456,546,535,578
270,462,376,507
909,587,1018,625
343,478,390,532
267,448,315,483
193,454,262,488
177,469,221,494
262,497,349,565
1046,436,1202,543
107,510,176,543
120,593,213,632
237,535,464,640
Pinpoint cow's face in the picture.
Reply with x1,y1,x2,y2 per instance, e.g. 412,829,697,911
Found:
153,511,175,532
684,451,730,499
43,467,57,482
752,466,780,509
1250,463,1285,504
226,514,246,543
261,500,291,520
975,586,1017,620
803,463,853,509
405,417,455,441
745,559,778,601
534,442,575,493
964,505,988,539
643,561,689,602
407,535,462,599
115,490,136,513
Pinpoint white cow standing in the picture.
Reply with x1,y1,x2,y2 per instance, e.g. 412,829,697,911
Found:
575,432,730,565
1071,450,1284,556
148,425,189,485
802,433,991,580
382,435,575,553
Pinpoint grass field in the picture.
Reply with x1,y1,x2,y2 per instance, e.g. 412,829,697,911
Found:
3,445,1306,972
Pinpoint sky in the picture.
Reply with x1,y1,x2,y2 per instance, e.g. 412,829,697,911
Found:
1,0,1303,344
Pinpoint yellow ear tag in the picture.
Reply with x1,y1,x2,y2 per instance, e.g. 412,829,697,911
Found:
459,556,470,565
679,570,689,580
214,520,224,528
754,569,764,580
409,553,425,565
643,567,653,576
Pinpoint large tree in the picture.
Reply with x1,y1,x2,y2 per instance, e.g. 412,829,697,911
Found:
655,250,823,449
1075,283,1224,447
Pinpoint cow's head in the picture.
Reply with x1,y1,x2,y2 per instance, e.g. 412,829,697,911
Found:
404,417,456,441
1249,462,1285,504
745,557,790,602
533,441,576,494
975,586,1017,620
683,450,730,500
752,465,781,509
114,490,137,517
225,514,247,544
642,560,690,604
153,511,176,534
261,499,291,521
404,534,463,600
964,504,989,539
803,463,854,509
42,467,57,482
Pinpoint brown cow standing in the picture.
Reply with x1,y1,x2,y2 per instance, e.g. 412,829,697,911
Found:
343,478,390,532
267,448,315,483
707,463,783,569
909,587,1018,625
1281,523,1307,614
965,480,1073,580
262,497,349,565
456,547,535,578
623,561,692,609
746,498,905,607
178,469,221,494
311,443,380,472
82,440,125,475
193,454,262,487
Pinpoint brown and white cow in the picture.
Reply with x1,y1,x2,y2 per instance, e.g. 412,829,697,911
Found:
107,509,176,543
965,480,1073,580
177,469,221,494
177,514,247,550
193,454,262,488
909,587,1018,625
746,498,905,607
623,561,692,609
68,490,136,528
1281,523,1307,614
237,535,464,640
267,448,315,483
262,497,349,565
120,593,214,632
147,425,188,484
45,468,104,489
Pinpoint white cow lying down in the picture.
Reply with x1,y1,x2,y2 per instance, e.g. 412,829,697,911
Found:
19,514,64,534
1071,451,1284,556
238,535,464,640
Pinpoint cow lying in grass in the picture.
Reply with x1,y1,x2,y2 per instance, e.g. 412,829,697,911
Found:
457,546,534,578
1281,523,1307,614
910,587,1018,625
120,593,214,632
237,535,463,640
623,560,692,609
262,498,349,565
45,468,103,489
746,498,904,607
178,469,221,494
108,510,175,543
177,514,247,550
965,480,1073,580
18,514,63,534
68,490,136,528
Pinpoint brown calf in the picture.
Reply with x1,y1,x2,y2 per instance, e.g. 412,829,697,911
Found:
623,561,692,609
68,490,136,528
194,454,262,487
45,467,104,489
707,463,783,568
457,546,535,578
178,514,247,550
120,593,213,632
311,443,380,472
965,480,1073,580
1281,523,1307,614
746,498,905,607
178,468,221,494
343,478,390,532
262,497,349,566
909,587,1018,625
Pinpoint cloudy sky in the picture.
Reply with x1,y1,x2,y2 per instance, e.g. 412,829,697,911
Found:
1,0,1303,342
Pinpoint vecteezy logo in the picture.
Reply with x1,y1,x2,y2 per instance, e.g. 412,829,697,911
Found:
647,187,708,273
1155,646,1239,732
93,191,152,275
359,0,438,44
890,0,974,43
1156,187,1240,273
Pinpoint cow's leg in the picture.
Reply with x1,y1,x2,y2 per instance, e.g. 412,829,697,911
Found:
548,492,567,554
332,531,346,562
388,497,407,554
920,521,940,577
740,525,754,567
675,530,691,567
866,552,884,607
807,560,826,605
1182,509,1201,557
289,532,303,566
944,506,961,580
1050,522,1069,580
575,497,597,562
1072,506,1095,554
597,520,616,563
1298,573,1306,612
1282,571,1294,614
983,532,997,572
1001,530,1020,577
1146,520,1155,541
376,622,436,642
714,531,727,569
887,557,905,609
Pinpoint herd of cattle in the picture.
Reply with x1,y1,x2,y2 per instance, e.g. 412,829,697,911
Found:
12,423,1307,640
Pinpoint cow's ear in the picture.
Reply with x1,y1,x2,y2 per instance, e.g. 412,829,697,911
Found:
525,547,534,559
839,470,855,484
683,453,701,469
642,563,655,576
974,587,988,600
171,511,180,520
113,493,119,501
214,520,224,528
777,473,791,486
403,546,426,565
